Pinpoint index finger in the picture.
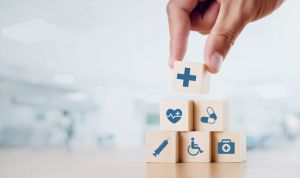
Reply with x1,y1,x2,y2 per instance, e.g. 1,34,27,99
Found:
166,0,198,68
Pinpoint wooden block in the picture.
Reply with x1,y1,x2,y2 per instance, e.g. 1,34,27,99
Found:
212,131,246,162
174,163,211,177
179,131,211,162
194,99,229,131
172,61,210,94
160,100,193,131
146,131,178,163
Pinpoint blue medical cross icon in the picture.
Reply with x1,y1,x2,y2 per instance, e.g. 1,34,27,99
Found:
177,67,196,87
223,145,230,151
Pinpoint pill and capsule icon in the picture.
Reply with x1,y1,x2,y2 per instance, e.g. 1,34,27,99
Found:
200,107,217,124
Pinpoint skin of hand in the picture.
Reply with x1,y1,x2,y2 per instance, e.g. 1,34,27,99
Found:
167,0,284,73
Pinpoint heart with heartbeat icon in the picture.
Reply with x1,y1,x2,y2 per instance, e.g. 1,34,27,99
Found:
166,109,182,124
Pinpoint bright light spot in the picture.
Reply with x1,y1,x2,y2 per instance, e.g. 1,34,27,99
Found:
53,74,76,84
285,114,300,132
1,18,65,43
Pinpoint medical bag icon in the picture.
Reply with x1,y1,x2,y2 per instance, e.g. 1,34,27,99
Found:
218,139,235,154
200,107,217,124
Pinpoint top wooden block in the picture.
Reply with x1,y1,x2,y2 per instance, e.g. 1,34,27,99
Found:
172,61,210,94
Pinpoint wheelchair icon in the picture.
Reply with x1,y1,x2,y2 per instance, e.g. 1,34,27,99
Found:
187,137,204,156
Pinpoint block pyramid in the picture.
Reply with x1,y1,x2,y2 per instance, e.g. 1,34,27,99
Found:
146,61,246,163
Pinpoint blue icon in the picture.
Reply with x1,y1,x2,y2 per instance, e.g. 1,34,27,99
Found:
200,107,217,124
153,137,170,157
166,109,182,124
177,67,196,87
218,139,235,154
187,137,204,156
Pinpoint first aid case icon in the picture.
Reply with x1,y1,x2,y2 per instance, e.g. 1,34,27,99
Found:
218,139,235,154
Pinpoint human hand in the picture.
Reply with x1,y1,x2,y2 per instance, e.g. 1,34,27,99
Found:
167,0,284,73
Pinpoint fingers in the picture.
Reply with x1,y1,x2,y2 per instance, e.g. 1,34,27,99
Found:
250,0,284,21
204,0,249,73
190,0,220,34
167,0,198,68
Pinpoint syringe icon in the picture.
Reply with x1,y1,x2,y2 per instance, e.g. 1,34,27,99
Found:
153,137,171,157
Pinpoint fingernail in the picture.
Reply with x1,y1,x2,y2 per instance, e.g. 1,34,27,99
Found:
209,52,224,73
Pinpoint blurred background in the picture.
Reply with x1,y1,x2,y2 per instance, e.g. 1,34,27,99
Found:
0,0,300,150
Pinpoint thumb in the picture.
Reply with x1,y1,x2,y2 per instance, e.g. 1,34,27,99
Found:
204,1,249,74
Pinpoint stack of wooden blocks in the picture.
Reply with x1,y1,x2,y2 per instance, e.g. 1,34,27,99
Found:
146,61,246,163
